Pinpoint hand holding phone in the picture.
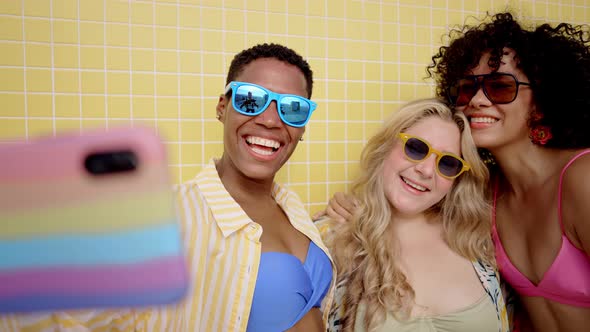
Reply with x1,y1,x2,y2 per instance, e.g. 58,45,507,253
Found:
0,127,188,313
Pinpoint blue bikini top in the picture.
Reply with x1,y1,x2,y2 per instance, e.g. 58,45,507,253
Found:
246,241,332,331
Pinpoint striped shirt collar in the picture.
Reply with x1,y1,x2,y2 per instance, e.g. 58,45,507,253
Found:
195,159,316,242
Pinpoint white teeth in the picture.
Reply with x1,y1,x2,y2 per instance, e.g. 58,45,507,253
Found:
470,117,497,123
246,136,280,149
250,146,273,155
402,177,427,192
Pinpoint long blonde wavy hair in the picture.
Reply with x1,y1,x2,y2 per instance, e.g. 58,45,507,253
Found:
329,98,492,332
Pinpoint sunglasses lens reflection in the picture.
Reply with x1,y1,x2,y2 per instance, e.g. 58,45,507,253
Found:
234,86,268,114
279,96,311,126
232,83,313,127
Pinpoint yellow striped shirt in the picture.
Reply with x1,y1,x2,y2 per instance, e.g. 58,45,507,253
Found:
0,160,335,331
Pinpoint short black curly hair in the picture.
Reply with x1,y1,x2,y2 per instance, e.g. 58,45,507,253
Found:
428,12,590,149
225,43,314,98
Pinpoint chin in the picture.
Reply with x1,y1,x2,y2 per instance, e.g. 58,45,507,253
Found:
392,200,427,216
471,134,500,150
241,164,280,181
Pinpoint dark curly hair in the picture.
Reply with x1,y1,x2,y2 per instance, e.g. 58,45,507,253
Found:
225,43,314,98
427,12,590,149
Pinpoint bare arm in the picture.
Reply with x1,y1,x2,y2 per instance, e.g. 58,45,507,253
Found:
312,192,359,223
560,153,590,256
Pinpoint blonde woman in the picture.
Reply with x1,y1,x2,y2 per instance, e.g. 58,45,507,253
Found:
324,99,510,332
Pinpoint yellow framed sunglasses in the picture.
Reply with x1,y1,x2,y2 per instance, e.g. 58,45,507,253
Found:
398,133,471,179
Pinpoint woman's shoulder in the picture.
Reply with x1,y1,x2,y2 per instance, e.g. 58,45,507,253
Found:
559,149,590,184
558,149,590,254
557,149,590,218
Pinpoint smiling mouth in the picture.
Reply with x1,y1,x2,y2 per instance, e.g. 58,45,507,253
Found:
401,176,428,192
245,136,280,155
469,116,498,124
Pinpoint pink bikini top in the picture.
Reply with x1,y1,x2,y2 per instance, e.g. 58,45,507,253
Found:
492,150,590,308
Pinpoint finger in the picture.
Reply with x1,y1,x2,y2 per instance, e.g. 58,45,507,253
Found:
324,205,343,223
312,209,327,221
334,192,358,211
326,204,348,224
331,195,355,217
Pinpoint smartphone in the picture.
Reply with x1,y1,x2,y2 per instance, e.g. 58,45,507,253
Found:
0,126,188,313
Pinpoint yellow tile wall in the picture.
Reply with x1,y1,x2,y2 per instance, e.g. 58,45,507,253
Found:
1,0,588,213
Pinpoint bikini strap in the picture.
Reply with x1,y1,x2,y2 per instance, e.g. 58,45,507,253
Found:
557,149,590,233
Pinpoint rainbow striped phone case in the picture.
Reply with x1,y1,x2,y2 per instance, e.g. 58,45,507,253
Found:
0,127,188,313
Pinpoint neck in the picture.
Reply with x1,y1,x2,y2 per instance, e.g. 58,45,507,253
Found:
390,212,442,244
390,210,439,229
489,141,576,197
215,157,275,204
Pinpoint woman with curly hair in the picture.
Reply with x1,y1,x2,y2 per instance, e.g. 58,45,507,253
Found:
427,12,590,332
324,99,510,332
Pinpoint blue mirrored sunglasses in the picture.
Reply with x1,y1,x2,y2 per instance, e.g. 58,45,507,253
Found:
224,81,317,128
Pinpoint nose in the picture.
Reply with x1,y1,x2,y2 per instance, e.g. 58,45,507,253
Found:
254,101,282,128
414,154,437,178
468,82,492,108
